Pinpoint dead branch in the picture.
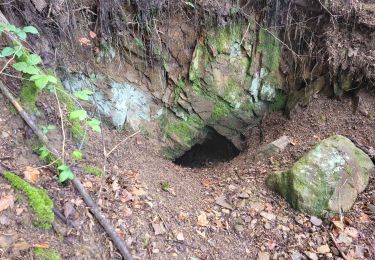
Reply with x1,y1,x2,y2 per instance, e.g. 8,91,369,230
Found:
0,81,133,260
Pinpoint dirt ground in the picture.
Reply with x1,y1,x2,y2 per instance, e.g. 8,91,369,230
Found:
0,89,374,259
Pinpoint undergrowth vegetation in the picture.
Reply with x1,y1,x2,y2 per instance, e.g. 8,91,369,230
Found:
0,23,101,183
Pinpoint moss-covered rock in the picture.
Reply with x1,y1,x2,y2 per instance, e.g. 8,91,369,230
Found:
267,135,374,217
3,171,54,229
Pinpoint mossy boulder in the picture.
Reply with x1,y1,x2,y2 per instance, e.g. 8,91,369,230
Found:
267,135,374,217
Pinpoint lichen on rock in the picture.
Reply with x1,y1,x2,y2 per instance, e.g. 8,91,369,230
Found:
267,135,374,217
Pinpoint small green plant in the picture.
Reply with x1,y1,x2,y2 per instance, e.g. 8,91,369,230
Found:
57,165,74,182
160,181,171,192
39,124,56,134
71,150,83,160
83,165,102,177
3,171,54,229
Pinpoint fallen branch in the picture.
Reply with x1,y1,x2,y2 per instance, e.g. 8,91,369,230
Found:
0,81,133,260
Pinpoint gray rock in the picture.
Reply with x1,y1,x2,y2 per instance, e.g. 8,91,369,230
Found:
310,216,322,226
267,135,374,217
255,135,291,160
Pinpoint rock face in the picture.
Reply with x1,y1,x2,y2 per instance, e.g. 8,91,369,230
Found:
62,23,288,159
267,135,374,217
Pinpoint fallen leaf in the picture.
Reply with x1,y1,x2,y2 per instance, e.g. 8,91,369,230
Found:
197,212,209,227
78,37,91,46
332,220,345,231
265,203,273,212
215,195,233,210
23,166,40,183
152,222,166,235
344,227,359,239
260,211,276,221
33,243,49,249
358,213,370,223
89,31,97,39
214,219,223,228
83,181,93,189
176,232,184,241
0,195,14,212
112,179,120,192
120,189,134,203
131,188,146,197
16,207,24,215
63,202,75,219
317,244,330,254
201,179,213,187
179,212,188,222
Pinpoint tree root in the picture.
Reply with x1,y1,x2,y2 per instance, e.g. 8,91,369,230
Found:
0,81,133,260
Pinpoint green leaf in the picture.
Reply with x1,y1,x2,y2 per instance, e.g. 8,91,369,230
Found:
22,26,39,35
27,54,42,65
73,89,94,101
39,124,56,134
4,24,17,33
87,118,101,133
12,62,39,75
35,77,49,90
38,146,50,160
23,65,40,75
16,30,27,40
71,150,83,160
0,47,15,57
69,110,87,121
57,165,74,182
12,62,28,71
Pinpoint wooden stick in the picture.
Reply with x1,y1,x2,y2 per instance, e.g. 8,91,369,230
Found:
0,81,133,260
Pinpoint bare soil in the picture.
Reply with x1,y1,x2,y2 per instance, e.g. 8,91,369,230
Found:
0,90,375,259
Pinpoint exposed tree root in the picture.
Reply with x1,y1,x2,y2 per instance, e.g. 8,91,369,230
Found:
0,81,133,260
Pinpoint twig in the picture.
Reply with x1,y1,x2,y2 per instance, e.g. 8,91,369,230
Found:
105,131,140,158
0,81,133,260
328,231,348,260
53,86,66,162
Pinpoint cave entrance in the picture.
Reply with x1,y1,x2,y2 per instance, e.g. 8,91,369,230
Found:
174,128,240,168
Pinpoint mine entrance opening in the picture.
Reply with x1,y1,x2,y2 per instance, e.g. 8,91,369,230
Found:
174,127,240,168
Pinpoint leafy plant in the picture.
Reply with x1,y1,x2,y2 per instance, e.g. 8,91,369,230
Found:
39,124,56,134
71,150,83,160
57,165,74,182
0,23,103,184
73,89,94,101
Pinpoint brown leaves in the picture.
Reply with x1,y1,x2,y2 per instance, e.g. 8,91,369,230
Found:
23,166,40,183
78,37,91,46
0,194,14,212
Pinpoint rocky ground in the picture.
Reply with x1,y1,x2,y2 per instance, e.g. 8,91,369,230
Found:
0,89,375,260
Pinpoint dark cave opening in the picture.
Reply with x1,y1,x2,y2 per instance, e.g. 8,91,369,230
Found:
174,128,240,168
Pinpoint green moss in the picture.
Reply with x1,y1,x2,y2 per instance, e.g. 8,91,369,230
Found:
3,171,54,229
268,89,287,112
241,98,256,112
20,80,40,113
34,248,60,260
83,165,103,177
209,24,242,54
189,44,208,83
209,102,230,122
258,29,281,73
174,79,186,104
165,115,204,147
